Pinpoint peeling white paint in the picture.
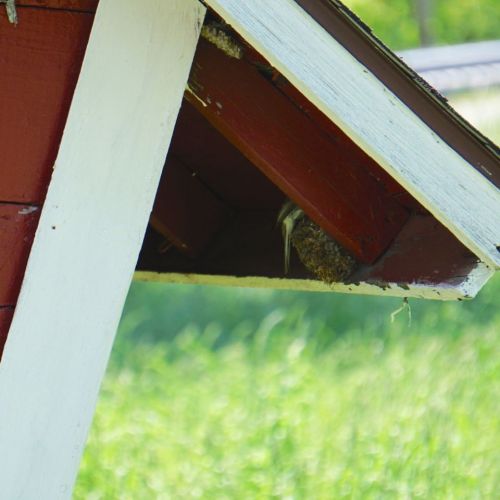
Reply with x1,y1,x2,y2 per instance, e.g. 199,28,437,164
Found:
17,206,39,216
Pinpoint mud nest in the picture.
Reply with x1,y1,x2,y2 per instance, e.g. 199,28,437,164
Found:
291,216,358,283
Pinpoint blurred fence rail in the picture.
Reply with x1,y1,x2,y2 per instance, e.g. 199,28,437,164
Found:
398,40,500,93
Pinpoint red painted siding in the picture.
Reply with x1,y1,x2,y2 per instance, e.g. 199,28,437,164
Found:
0,6,94,348
0,204,40,305
0,7,94,203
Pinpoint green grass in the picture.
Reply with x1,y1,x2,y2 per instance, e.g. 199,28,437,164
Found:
75,274,500,499
343,0,500,49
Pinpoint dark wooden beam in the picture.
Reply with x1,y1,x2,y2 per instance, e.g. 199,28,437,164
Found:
239,41,419,208
269,75,424,212
186,39,409,264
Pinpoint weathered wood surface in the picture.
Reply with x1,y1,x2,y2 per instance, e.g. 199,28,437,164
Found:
204,0,500,269
187,39,409,264
0,1,205,498
0,204,40,305
0,6,93,203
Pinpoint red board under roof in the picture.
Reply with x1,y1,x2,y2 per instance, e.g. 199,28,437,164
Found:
185,38,410,264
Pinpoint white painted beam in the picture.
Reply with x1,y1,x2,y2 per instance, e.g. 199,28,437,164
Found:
134,262,494,301
0,0,205,498
204,0,500,269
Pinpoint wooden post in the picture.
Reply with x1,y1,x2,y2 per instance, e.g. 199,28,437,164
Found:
0,0,205,497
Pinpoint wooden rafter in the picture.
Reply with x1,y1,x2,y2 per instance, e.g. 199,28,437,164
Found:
203,0,500,269
186,39,409,264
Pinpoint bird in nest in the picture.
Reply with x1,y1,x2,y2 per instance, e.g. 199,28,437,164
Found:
278,200,358,283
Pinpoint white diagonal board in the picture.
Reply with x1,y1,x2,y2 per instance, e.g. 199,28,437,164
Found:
0,0,205,498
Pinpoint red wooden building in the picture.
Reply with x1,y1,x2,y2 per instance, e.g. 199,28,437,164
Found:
0,0,499,497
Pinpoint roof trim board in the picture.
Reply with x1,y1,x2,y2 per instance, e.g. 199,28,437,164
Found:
203,0,500,270
297,0,500,185
134,262,493,301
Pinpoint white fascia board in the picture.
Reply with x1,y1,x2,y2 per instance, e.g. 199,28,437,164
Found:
204,0,500,269
134,262,494,301
0,0,205,498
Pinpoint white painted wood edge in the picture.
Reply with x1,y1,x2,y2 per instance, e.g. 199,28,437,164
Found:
453,261,496,299
0,1,205,498
134,263,494,301
204,0,500,269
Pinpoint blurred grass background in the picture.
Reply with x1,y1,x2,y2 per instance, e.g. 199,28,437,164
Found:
76,277,499,499
345,0,499,49
75,0,500,498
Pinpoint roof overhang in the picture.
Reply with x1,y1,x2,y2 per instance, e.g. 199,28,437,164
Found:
136,1,499,299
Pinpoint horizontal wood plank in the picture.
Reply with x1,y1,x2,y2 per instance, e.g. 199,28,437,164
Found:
204,0,500,269
0,204,40,305
187,39,409,264
0,7,93,203
135,267,492,301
